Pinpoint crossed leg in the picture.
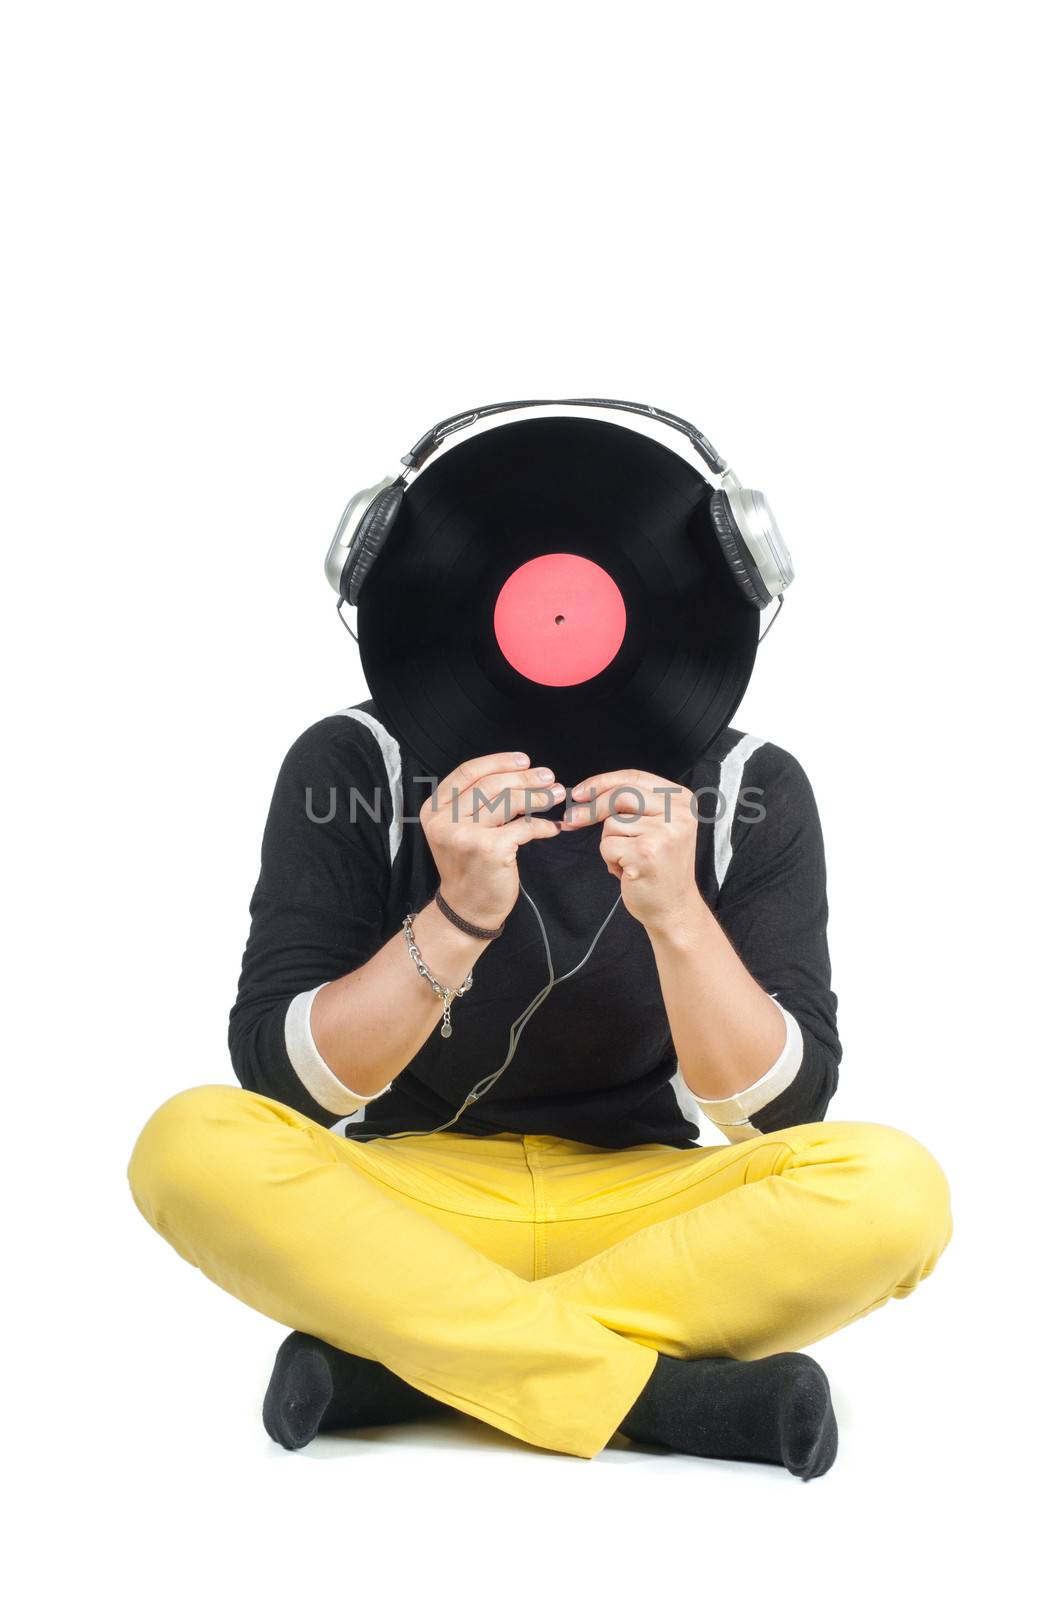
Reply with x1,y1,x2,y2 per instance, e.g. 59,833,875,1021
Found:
127,1085,952,1461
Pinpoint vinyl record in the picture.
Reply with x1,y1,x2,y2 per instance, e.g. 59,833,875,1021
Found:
357,417,759,786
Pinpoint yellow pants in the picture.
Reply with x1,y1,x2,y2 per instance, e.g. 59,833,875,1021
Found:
127,1085,953,1459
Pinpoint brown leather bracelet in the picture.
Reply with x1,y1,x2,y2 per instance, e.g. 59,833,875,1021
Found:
434,887,506,940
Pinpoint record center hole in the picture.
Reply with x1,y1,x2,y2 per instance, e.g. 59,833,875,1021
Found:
554,614,565,625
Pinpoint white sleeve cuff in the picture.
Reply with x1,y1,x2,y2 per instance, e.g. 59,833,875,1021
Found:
679,998,804,1144
283,984,394,1116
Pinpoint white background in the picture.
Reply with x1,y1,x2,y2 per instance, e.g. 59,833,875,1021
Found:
4,2,1058,1594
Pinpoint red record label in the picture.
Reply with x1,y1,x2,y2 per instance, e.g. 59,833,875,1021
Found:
492,552,627,687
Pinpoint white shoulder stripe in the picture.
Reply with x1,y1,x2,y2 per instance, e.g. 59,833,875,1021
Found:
714,732,766,890
336,708,404,865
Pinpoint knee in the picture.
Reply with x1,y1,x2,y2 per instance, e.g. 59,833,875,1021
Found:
127,1084,255,1233
846,1122,954,1274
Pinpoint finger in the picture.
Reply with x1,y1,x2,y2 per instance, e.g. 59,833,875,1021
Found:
560,812,648,847
495,814,564,850
600,811,650,838
565,768,691,828
572,778,669,811
437,751,534,801
600,836,641,878
561,784,665,829
457,770,565,826
426,761,551,824
570,768,663,801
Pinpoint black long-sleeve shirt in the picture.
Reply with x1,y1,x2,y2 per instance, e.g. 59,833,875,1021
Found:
228,699,841,1149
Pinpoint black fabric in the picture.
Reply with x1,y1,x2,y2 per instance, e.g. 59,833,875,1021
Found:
710,488,772,608
619,1350,838,1478
263,1332,444,1450
228,699,841,1149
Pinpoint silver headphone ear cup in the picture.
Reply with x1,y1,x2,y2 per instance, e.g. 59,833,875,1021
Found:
340,483,405,606
709,489,772,608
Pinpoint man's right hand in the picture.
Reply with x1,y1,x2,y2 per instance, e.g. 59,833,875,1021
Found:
419,752,565,928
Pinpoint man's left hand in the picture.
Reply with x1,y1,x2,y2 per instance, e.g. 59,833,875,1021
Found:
560,769,704,936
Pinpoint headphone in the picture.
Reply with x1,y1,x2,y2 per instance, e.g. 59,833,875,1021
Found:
324,396,794,614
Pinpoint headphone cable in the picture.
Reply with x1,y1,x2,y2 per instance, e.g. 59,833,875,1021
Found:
343,883,624,1142
336,595,360,645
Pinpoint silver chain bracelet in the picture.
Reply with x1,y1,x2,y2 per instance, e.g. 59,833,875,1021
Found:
402,912,474,1038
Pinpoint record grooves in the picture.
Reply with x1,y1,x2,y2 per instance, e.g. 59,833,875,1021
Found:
357,417,759,785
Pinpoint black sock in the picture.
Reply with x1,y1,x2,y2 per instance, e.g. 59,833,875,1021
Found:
263,1331,447,1451
619,1351,838,1479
